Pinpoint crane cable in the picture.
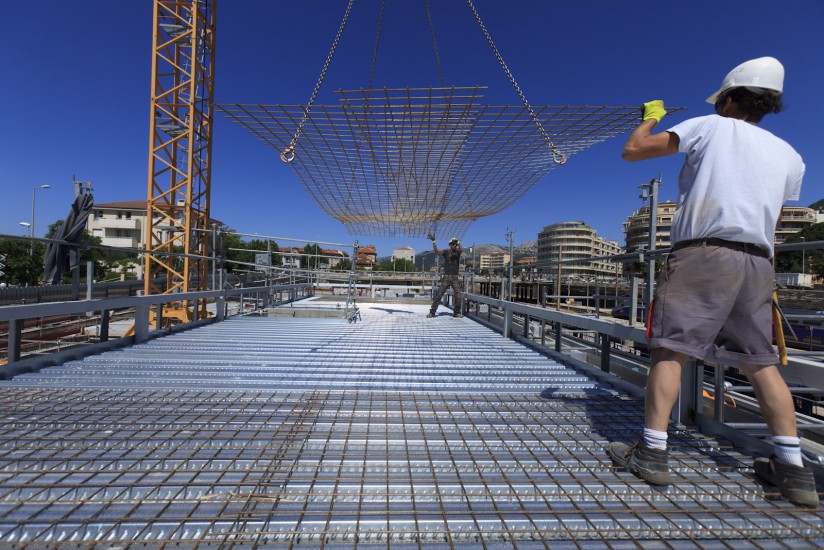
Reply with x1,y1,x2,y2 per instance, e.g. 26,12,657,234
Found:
368,0,385,90
281,0,356,163
424,0,446,88
464,0,567,165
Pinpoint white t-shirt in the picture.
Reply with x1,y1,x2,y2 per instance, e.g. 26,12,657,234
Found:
666,114,804,255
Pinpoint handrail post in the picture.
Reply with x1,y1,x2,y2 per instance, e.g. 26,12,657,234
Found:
554,322,562,352
600,333,610,372
502,303,512,338
100,310,110,342
216,295,226,321
134,302,150,343
713,363,725,422
674,359,702,425
7,319,22,364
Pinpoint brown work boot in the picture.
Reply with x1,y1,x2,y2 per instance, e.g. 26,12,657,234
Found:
426,312,436,318
608,441,670,485
754,456,820,507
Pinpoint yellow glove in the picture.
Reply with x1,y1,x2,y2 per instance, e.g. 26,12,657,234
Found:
642,100,667,124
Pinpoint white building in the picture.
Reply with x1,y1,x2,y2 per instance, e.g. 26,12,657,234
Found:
537,221,622,280
391,246,415,264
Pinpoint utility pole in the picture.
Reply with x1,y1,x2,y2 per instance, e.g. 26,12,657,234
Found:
506,228,514,301
639,174,662,314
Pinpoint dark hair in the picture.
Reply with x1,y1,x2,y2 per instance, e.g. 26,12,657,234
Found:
718,87,785,121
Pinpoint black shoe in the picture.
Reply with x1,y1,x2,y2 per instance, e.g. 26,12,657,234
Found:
426,313,436,318
608,441,670,485
754,456,820,507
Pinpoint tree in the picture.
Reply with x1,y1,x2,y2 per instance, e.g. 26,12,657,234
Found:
334,259,352,272
302,243,323,269
392,258,417,272
775,222,824,278
0,239,40,286
247,239,281,267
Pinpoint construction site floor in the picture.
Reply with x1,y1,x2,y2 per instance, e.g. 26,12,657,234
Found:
0,301,820,547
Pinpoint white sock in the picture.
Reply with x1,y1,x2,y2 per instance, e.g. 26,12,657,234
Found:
772,435,804,467
643,427,668,451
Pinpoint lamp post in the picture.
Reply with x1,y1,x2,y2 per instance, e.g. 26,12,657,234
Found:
800,237,806,275
18,222,31,236
30,184,51,255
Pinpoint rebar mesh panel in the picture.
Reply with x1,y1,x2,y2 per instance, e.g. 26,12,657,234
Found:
218,87,659,238
0,305,821,546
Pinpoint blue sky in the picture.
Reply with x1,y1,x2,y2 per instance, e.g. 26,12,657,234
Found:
1,0,822,257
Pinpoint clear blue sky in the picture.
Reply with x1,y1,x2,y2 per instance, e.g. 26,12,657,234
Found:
2,1,822,257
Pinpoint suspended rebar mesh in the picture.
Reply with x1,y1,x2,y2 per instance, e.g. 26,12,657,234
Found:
218,87,662,238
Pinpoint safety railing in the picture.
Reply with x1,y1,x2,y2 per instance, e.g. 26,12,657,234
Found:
0,282,313,378
455,290,824,469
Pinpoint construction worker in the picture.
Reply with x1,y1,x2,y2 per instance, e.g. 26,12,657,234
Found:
426,234,464,318
607,57,818,507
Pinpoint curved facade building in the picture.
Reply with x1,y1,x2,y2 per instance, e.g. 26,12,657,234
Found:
537,222,622,280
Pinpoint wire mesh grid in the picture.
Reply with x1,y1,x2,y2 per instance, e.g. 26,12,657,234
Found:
0,304,820,547
217,88,666,239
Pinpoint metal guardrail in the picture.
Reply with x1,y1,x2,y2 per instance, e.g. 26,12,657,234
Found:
0,282,314,376
457,291,824,467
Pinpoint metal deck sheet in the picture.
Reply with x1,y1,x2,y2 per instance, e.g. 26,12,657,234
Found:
0,302,820,547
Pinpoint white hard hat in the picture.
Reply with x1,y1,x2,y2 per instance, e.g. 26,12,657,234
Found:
705,56,784,104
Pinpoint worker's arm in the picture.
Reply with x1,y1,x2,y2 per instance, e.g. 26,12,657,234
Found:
456,242,463,254
427,233,440,254
622,100,680,162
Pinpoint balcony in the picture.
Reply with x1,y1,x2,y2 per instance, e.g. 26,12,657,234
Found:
98,217,140,230
101,236,139,248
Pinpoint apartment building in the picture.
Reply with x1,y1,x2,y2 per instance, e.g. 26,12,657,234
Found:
623,201,676,253
623,202,817,250
478,251,510,271
87,201,147,249
775,206,818,244
391,246,415,264
280,247,349,269
537,221,622,280
356,246,378,270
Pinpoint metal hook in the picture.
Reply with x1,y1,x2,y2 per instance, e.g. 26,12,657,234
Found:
552,147,567,165
280,147,295,163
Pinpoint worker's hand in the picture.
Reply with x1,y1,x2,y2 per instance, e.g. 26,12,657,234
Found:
642,100,667,124
427,233,435,241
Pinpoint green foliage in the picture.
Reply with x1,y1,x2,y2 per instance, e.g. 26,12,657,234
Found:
0,239,42,286
302,243,323,269
775,222,824,277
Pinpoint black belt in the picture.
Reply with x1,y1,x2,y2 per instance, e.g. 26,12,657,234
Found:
671,238,770,259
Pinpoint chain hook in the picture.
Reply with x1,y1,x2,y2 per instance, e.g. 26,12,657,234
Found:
280,146,296,164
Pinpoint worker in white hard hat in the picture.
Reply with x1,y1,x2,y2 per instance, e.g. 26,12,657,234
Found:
607,57,818,507
426,233,464,318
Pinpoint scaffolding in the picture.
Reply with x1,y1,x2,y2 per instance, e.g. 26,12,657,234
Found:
219,88,657,238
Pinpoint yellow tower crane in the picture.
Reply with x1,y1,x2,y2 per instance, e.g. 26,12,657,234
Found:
144,0,216,325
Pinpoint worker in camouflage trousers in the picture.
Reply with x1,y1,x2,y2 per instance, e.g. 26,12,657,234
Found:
608,57,818,508
426,234,464,318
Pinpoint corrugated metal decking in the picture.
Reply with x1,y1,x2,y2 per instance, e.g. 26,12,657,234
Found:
0,302,820,547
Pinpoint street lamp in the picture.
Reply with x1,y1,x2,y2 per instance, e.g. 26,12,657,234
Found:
30,184,50,255
800,237,805,275
18,222,31,236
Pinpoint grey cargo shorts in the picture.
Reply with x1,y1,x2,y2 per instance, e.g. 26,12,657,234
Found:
648,243,778,365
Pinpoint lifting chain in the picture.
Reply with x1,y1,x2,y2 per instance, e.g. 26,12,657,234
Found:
464,0,567,165
368,0,385,90
281,0,356,163
424,0,446,88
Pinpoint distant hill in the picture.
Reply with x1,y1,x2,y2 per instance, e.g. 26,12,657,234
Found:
809,198,824,211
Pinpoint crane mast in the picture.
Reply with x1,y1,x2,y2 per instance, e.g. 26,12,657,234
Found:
144,0,216,323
